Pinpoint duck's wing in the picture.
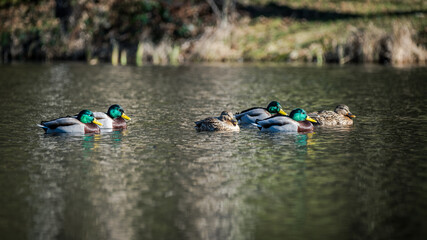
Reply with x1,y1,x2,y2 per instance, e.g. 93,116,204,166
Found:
93,112,109,120
256,115,292,128
308,111,320,118
40,117,81,129
235,107,266,119
195,117,223,131
195,117,218,126
309,110,337,125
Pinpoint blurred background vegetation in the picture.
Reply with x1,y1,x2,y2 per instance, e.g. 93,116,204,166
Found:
0,0,426,65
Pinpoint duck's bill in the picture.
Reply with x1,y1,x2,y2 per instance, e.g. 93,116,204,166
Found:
306,117,317,123
347,113,356,118
121,113,131,120
232,119,238,126
279,109,287,116
93,119,103,126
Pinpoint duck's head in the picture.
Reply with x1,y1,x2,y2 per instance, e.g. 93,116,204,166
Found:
77,110,102,126
107,104,131,120
335,104,356,118
219,111,238,126
267,101,287,116
289,108,317,123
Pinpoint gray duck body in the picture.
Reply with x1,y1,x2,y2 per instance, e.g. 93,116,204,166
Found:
235,107,272,125
39,117,100,134
256,115,314,132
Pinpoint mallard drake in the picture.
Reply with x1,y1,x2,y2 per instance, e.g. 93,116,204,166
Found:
255,108,317,132
308,104,356,126
235,101,287,124
93,104,131,129
195,111,239,132
38,110,103,134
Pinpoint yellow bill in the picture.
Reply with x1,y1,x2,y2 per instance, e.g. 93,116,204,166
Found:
121,113,131,120
92,118,103,126
348,114,356,118
279,109,287,116
306,116,317,123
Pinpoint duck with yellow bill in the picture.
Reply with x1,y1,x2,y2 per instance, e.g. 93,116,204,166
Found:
255,108,317,132
235,101,287,125
38,110,103,134
93,104,131,129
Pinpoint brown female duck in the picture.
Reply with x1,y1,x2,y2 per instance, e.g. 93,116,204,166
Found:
195,111,239,132
308,104,356,126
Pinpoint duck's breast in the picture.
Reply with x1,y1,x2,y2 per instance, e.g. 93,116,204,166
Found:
84,123,100,133
337,116,353,126
220,121,240,131
113,118,127,129
297,121,314,132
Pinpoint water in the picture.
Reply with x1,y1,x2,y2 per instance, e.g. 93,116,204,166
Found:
0,63,426,240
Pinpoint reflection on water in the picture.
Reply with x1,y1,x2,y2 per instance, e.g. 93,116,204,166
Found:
0,63,426,240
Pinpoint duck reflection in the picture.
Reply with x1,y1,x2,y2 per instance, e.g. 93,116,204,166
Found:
110,129,126,142
176,134,252,240
82,134,100,152
33,129,136,239
260,132,315,152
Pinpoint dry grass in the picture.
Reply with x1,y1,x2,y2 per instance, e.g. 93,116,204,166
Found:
343,21,426,64
391,22,426,64
190,24,242,61
1,0,425,65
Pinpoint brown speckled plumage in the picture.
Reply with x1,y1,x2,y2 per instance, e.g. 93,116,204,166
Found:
309,104,356,126
195,111,240,132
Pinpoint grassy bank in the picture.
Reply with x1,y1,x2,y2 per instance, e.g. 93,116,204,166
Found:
199,14,427,65
0,0,426,65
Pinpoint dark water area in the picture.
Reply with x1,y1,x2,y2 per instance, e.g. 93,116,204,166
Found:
0,63,426,240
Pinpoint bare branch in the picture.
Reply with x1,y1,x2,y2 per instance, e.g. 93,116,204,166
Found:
206,0,222,23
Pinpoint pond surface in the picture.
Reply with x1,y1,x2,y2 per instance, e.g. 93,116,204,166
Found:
0,63,426,240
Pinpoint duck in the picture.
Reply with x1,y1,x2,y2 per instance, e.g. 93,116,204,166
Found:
308,104,356,126
235,101,287,125
38,110,103,134
93,104,131,129
255,108,317,132
195,111,239,132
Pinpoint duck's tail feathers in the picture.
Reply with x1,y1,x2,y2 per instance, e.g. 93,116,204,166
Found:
37,124,48,132
251,122,262,130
